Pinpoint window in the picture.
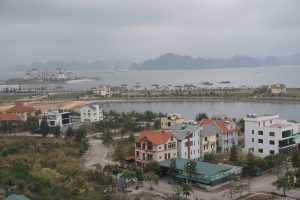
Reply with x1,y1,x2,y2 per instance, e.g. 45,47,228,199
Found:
205,137,207,142
136,151,139,157
263,122,265,126
258,148,263,153
270,140,275,145
258,139,263,144
258,131,263,135
252,130,254,134
171,136,173,141
168,142,176,149
270,150,275,155
258,122,260,126
269,132,275,137
252,138,254,142
270,120,272,124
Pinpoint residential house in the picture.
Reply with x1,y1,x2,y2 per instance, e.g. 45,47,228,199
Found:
40,108,71,127
244,114,300,157
161,113,184,129
0,84,20,93
80,104,103,123
0,113,20,132
6,102,36,121
160,158,241,188
200,124,219,157
270,83,287,94
135,131,178,167
200,119,240,153
93,84,111,97
171,124,201,159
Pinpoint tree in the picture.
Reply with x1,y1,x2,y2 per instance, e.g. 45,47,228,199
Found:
26,116,39,135
291,150,300,168
168,158,177,181
203,153,217,163
101,130,113,150
144,172,159,190
74,128,87,145
180,183,193,199
184,160,197,182
66,126,74,139
144,161,160,174
272,172,293,196
135,168,144,181
243,152,256,177
39,115,49,137
195,112,208,122
122,169,135,184
53,126,60,138
229,145,238,164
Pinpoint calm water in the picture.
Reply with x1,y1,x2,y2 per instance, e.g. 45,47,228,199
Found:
2,65,300,90
100,101,300,121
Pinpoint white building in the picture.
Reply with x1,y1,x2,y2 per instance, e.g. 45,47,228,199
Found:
0,84,20,93
244,114,300,157
40,108,71,127
171,124,201,160
80,104,103,123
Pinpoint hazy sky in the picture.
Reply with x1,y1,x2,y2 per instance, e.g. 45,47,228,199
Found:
1,0,300,65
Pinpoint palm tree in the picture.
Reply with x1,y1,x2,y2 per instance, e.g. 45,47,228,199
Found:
144,172,159,190
185,160,197,182
181,183,193,199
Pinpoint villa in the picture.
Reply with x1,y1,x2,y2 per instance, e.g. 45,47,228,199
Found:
200,119,240,153
6,102,36,121
93,84,112,97
171,124,201,159
39,108,71,127
80,104,103,123
135,131,178,167
200,124,219,157
270,83,287,94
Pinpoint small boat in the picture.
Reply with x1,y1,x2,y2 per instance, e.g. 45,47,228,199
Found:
201,82,213,86
219,81,231,84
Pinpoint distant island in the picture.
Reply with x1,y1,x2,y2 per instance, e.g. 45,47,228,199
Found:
131,53,300,70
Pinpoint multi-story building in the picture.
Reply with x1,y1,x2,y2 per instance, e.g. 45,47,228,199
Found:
244,114,300,157
200,124,219,157
200,119,240,153
161,113,184,129
6,102,36,121
40,108,71,127
171,124,201,159
135,131,178,167
80,104,103,123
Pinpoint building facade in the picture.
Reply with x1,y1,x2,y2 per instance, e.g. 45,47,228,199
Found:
171,124,201,159
200,124,218,157
135,131,178,167
244,114,300,157
200,119,240,153
40,108,71,127
161,113,184,129
80,104,103,123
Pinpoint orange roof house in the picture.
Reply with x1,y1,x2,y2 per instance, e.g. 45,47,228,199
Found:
200,119,240,134
135,131,178,167
6,102,36,121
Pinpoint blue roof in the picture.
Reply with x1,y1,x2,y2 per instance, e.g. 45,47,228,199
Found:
5,194,31,200
160,158,232,176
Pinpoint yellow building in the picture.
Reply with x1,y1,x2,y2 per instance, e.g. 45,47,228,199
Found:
161,113,184,129
200,124,219,157
135,131,178,167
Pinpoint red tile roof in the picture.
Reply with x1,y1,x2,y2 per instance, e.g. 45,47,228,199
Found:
0,113,20,121
99,84,111,88
6,102,36,113
124,155,135,161
138,131,173,145
200,118,240,134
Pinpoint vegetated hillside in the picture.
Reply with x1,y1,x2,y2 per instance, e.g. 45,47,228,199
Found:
131,53,300,70
0,136,116,200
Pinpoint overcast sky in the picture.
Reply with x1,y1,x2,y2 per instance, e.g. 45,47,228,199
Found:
1,0,300,66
